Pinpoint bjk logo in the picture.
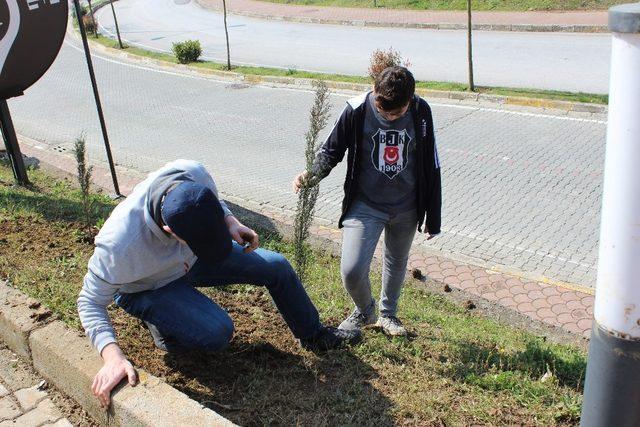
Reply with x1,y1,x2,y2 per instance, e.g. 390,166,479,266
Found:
371,129,411,179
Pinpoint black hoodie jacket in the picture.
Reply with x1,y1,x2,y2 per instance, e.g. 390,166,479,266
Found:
310,92,442,234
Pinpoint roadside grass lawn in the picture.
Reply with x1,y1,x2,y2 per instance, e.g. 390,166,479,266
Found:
254,0,627,11
89,34,608,106
0,161,586,425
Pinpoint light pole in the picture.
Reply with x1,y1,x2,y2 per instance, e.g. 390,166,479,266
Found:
580,3,640,426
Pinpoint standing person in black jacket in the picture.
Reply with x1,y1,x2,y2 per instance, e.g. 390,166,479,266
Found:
292,66,442,336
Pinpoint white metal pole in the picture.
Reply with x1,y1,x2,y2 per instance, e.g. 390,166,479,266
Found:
581,3,640,426
594,9,640,340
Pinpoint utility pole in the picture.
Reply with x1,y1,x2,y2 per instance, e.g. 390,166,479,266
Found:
467,0,475,91
580,3,640,426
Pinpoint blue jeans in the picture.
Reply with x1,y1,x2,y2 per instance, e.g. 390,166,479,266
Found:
114,242,321,353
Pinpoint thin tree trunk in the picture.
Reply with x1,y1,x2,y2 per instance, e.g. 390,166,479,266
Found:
87,0,98,38
110,1,124,49
467,0,475,91
223,0,231,70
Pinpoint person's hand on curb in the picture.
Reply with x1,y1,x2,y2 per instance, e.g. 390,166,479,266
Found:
226,215,259,253
292,171,310,193
93,343,137,409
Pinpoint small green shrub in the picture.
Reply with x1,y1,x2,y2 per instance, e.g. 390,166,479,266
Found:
172,40,202,64
293,80,331,280
73,135,94,227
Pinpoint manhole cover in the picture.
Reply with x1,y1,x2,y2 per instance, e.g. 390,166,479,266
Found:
52,145,67,153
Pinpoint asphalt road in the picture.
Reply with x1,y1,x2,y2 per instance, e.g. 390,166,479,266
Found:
95,0,611,94
7,34,606,288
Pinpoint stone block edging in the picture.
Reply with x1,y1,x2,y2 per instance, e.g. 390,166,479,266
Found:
0,281,235,426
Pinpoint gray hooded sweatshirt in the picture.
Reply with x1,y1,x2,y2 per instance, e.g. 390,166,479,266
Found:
77,160,232,354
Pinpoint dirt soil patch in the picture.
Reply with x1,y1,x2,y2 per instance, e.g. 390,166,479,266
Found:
0,165,585,426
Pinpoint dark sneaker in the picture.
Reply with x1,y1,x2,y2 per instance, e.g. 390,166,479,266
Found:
338,299,377,332
377,315,407,337
300,326,362,352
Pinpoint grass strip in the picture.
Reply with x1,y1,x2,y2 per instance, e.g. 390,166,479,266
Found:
254,0,625,11
89,33,608,105
0,161,586,424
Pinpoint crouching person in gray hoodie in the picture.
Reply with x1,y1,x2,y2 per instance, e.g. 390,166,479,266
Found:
78,159,360,408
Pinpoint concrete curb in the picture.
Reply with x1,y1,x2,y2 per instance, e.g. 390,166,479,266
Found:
0,284,52,359
225,12,608,34
80,17,608,115
194,0,608,33
0,281,236,426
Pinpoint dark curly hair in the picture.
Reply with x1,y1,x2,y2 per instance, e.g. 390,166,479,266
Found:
374,66,415,111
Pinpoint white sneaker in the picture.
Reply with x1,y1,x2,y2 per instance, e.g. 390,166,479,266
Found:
377,315,407,337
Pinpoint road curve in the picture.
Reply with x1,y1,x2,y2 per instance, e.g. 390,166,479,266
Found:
95,0,611,94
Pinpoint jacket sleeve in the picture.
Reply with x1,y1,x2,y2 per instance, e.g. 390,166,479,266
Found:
425,104,442,235
77,242,124,355
77,269,119,355
77,238,144,355
309,104,352,182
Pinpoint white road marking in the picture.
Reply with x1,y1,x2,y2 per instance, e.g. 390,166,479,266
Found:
431,102,607,125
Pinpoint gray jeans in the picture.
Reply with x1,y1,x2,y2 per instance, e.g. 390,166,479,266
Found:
340,200,418,316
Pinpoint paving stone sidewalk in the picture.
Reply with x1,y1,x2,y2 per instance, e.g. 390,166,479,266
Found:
257,207,595,339
197,0,608,31
0,347,73,427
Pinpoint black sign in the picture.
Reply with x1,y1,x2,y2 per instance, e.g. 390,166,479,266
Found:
0,0,68,99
